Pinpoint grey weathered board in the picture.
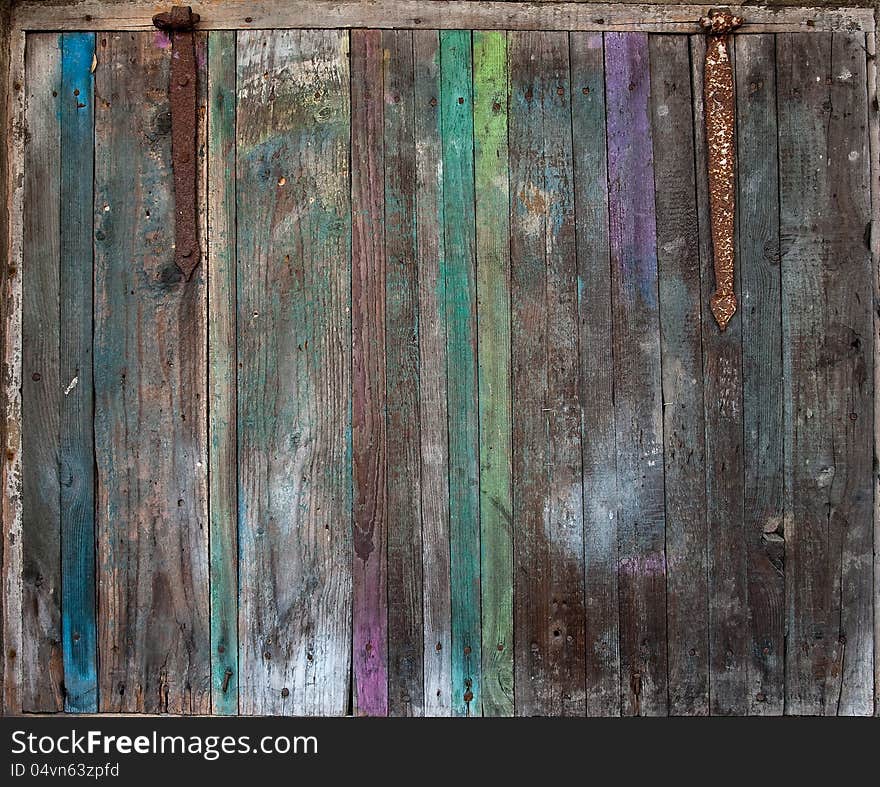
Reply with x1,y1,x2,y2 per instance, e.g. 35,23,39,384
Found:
13,27,878,716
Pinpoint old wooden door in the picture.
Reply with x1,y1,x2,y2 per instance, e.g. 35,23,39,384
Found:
4,2,878,716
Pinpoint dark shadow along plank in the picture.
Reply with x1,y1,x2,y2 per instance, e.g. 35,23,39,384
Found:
570,32,619,717
94,31,209,713
236,29,352,716
207,29,238,715
735,34,784,716
350,28,388,717
691,34,750,716
510,31,586,717
778,32,874,716
604,32,668,717
21,33,63,712
440,30,482,717
60,31,98,713
383,28,424,718
648,33,709,716
413,29,452,716
473,29,513,717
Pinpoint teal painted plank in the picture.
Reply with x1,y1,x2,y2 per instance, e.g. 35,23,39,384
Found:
473,29,513,717
59,31,97,714
207,29,238,715
440,29,481,717
22,33,63,712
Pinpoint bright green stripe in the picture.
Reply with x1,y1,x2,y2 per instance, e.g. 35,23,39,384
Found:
440,30,481,717
473,30,513,717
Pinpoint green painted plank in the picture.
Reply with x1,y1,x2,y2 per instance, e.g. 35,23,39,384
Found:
94,31,210,714
473,29,513,718
207,29,238,716
509,30,585,716
236,29,352,715
59,31,98,714
383,29,424,717
21,33,63,712
413,29,452,716
440,29,481,717
570,31,619,717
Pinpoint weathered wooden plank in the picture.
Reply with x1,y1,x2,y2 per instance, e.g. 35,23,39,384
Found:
691,33,749,716
510,31,585,717
649,33,708,717
778,32,874,716
94,30,209,714
440,29,481,717
604,31,667,717
236,29,352,716
14,1,874,34
413,29,452,717
473,29,513,718
21,32,62,713
735,33,784,716
2,21,25,716
383,28,424,718
207,29,238,716
350,28,388,717
570,31,618,718
59,30,97,714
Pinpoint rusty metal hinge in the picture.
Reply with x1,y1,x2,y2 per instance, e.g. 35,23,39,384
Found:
701,9,742,332
153,5,201,281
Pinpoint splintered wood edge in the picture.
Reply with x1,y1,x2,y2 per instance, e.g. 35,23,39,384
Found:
11,1,877,33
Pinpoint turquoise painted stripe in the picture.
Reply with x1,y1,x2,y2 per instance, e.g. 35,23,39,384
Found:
59,31,98,713
440,29,482,717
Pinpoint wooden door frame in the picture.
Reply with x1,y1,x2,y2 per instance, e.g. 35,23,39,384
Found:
1,0,878,715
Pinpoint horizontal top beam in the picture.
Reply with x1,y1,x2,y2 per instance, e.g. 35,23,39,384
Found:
13,1,875,33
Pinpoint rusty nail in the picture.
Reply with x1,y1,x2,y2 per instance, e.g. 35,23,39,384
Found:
222,668,233,692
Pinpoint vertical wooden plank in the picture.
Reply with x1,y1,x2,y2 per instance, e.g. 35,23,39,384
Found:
21,33,62,713
510,31,585,717
570,32,619,717
473,29,513,717
691,34,749,716
649,33,709,716
604,32,668,717
414,29,452,717
207,29,237,715
735,34,784,716
59,31,97,713
440,29,481,716
2,23,25,717
350,28,388,717
237,29,352,716
94,30,209,714
383,28,424,717
778,32,874,716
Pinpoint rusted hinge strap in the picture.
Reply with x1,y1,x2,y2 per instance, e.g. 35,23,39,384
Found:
702,9,742,332
153,6,201,280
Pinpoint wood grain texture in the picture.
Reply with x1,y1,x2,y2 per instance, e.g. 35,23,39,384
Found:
94,31,209,714
473,29,513,717
236,29,352,716
692,33,749,716
350,28,388,717
735,33,784,716
440,29,481,717
413,29,452,717
14,2,874,33
778,32,874,716
649,33,709,717
21,32,63,713
604,31,667,717
509,31,585,717
207,29,238,716
59,31,97,713
383,28,424,718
